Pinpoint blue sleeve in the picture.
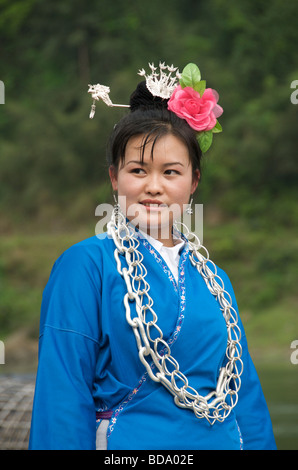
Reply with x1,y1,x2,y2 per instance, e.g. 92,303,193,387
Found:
29,244,101,450
235,335,277,450
218,268,277,450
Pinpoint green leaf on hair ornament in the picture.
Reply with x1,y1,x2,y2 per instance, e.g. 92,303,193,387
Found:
180,63,201,89
194,80,206,96
197,130,213,153
180,64,206,96
212,120,222,133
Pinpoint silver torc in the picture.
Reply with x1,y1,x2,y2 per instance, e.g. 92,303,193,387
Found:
107,206,243,425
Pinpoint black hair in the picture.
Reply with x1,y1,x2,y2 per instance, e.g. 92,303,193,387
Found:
106,81,202,177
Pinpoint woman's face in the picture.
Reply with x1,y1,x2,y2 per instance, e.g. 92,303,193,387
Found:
109,133,200,246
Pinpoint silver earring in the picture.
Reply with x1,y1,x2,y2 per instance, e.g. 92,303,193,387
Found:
113,192,118,206
186,196,193,215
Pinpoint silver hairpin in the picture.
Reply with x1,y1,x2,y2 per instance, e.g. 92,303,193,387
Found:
138,62,181,99
88,84,129,118
88,62,181,118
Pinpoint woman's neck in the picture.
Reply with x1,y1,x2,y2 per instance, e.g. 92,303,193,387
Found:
138,226,182,247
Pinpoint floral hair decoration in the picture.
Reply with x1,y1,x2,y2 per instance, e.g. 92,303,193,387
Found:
167,63,223,152
88,62,223,153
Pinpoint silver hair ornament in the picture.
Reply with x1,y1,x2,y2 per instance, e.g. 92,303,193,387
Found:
88,83,129,118
138,62,181,99
88,62,181,118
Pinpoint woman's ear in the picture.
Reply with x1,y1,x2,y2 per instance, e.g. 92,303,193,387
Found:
109,165,118,191
191,169,200,194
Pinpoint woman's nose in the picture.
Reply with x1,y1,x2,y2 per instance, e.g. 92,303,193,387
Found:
145,172,162,195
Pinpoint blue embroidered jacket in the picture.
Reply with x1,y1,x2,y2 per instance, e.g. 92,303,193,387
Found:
29,233,276,450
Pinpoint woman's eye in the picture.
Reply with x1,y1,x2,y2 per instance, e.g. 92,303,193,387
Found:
165,169,180,175
131,168,145,174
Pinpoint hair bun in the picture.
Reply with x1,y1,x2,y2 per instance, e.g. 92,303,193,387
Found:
130,81,167,111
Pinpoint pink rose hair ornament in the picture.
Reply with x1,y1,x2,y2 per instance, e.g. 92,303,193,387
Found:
88,62,223,153
168,63,223,152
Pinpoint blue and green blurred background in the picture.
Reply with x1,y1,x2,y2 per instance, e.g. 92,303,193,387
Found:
0,0,297,449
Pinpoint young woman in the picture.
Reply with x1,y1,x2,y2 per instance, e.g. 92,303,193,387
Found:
29,63,276,450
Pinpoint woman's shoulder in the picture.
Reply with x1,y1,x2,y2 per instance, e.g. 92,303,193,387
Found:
54,232,114,266
42,233,116,287
66,232,112,251
40,234,113,338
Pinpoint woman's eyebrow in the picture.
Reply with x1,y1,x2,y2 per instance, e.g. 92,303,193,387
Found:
125,160,184,167
125,160,147,165
163,162,184,167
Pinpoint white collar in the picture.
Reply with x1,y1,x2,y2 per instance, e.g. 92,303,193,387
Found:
138,229,185,254
138,230,185,283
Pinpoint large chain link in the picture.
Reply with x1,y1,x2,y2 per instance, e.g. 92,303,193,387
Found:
107,206,243,425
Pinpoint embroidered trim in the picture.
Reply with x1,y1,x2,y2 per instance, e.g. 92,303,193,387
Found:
140,237,178,293
168,246,188,346
236,420,244,450
107,373,148,438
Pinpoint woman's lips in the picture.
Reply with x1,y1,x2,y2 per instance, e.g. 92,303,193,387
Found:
139,199,168,211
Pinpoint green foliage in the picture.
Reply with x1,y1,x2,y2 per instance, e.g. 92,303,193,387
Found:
1,0,297,227
0,0,298,348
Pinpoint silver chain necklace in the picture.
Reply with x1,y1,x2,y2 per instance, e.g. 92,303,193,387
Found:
107,205,243,425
